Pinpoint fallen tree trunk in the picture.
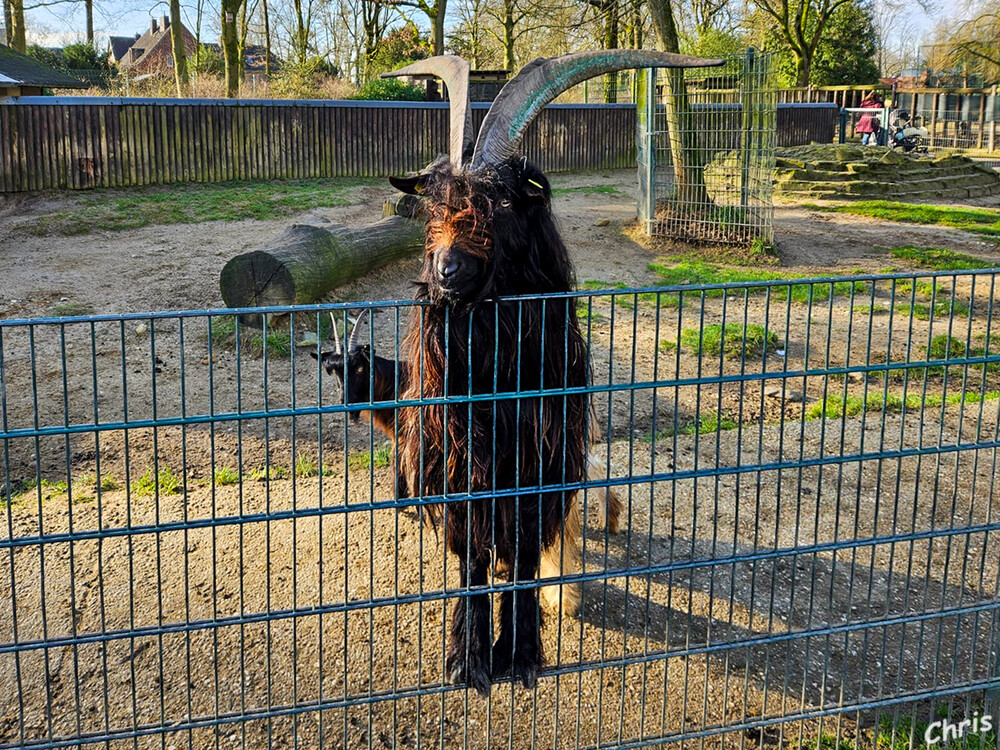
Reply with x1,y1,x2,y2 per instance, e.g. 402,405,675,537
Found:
220,200,425,309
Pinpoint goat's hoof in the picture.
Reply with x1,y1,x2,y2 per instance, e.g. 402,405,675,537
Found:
511,655,539,689
490,639,513,680
446,651,492,697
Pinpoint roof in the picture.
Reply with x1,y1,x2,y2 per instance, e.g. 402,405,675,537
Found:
0,45,87,89
108,35,137,62
119,17,195,70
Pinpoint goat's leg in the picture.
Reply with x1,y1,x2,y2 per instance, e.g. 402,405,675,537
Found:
445,552,492,696
539,498,581,617
492,531,543,689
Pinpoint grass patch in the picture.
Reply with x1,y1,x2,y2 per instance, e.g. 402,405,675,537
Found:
295,454,319,478
32,178,367,235
806,389,1000,420
53,301,94,316
131,466,183,497
680,324,779,360
249,465,289,482
897,297,970,321
856,304,890,315
580,280,672,310
347,444,393,471
214,466,240,486
803,201,1000,240
889,246,996,271
210,315,293,358
648,259,867,303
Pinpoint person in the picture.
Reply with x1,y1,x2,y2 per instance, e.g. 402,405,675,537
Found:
857,92,885,146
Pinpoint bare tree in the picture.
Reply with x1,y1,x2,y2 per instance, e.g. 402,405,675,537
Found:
4,0,26,52
221,0,244,94
379,0,446,55
169,0,190,94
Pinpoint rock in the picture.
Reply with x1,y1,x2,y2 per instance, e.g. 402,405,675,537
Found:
848,371,865,383
296,331,319,347
764,386,783,398
135,323,148,335
595,218,611,227
786,390,804,403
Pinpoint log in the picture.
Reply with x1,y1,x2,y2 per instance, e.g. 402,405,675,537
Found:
219,198,425,309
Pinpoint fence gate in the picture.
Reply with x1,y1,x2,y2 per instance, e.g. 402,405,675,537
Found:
2,271,1000,749
637,50,777,246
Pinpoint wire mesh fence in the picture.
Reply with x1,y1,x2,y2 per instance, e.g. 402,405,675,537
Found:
637,50,777,247
2,270,1000,749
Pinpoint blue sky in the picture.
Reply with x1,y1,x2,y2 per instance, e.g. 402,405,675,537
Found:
23,0,939,53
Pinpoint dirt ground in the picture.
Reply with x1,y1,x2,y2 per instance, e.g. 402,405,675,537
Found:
1,172,1000,749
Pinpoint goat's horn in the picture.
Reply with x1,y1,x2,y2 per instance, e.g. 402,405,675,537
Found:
471,49,726,168
383,56,473,166
348,309,370,352
329,312,342,355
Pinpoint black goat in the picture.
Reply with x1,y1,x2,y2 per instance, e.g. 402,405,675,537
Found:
315,49,721,694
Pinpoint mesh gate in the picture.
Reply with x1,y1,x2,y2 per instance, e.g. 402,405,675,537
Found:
2,271,1000,749
637,50,777,246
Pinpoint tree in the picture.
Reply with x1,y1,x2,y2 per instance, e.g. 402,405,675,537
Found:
169,0,191,96
646,0,712,206
4,0,26,52
380,0,447,56
221,0,244,96
938,3,1000,81
750,0,852,86
808,0,879,84
364,22,429,78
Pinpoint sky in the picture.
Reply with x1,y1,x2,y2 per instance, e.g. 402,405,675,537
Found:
20,0,940,54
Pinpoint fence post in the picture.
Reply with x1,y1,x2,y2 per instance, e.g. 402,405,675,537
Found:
740,47,756,209
838,108,847,144
635,67,656,232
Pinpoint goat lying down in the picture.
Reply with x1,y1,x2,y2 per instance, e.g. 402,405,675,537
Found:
312,49,722,694
314,306,623,618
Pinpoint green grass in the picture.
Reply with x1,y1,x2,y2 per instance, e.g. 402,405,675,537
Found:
803,201,1000,240
249,465,289,482
33,178,367,235
889,246,997,271
897,297,970,321
53,301,94,316
680,323,779,360
806,389,1000,420
855,304,890,315
130,466,183,497
295,454,319,478
648,259,867,303
641,410,740,441
580,280,672,309
214,466,240,486
210,315,293,358
347,444,393,471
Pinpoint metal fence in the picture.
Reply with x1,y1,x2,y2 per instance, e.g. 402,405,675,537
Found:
637,51,777,246
2,270,1000,749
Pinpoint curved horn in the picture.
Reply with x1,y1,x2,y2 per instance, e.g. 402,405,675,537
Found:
383,56,473,166
329,312,342,355
471,49,726,168
348,309,370,352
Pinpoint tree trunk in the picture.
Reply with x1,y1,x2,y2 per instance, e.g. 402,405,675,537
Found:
647,0,712,207
503,1,515,71
430,0,446,56
794,52,810,87
5,0,25,53
169,0,190,97
85,0,93,43
221,0,241,97
220,213,425,308
262,0,271,77
603,0,619,103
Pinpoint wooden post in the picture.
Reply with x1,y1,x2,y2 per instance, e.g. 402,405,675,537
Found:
991,86,998,153
978,90,987,150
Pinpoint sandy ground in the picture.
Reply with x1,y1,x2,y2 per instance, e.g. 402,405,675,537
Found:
1,173,1000,749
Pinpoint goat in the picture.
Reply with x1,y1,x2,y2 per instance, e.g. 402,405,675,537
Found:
314,49,721,694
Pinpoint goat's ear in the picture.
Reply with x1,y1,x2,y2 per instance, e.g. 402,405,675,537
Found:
389,172,430,195
518,166,550,206
309,350,319,361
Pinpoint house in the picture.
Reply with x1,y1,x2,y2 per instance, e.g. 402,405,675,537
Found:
116,15,196,77
0,44,87,97
109,16,277,83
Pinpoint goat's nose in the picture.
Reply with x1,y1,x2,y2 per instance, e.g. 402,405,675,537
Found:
438,257,461,280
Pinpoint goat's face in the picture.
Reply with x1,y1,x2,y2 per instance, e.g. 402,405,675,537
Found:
312,346,373,423
391,158,553,307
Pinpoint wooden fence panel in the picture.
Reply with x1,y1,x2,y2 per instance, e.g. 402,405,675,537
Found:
0,98,843,193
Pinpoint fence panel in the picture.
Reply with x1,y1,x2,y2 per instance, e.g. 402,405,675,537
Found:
2,270,1000,748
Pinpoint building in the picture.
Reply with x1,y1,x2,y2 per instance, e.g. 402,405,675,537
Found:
0,44,87,98
114,15,197,77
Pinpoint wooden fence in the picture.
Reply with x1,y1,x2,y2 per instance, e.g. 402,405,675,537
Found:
0,98,838,193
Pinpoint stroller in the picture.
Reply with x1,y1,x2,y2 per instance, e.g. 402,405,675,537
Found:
889,109,929,153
